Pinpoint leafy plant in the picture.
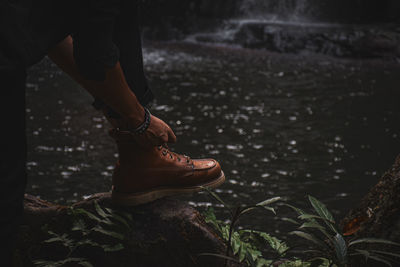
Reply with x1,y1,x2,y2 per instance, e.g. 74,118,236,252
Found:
286,195,400,267
34,200,133,267
201,187,309,267
201,189,400,267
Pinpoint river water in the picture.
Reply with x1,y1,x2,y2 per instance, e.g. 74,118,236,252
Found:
26,41,400,234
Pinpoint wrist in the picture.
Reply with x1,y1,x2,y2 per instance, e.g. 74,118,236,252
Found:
126,107,151,134
127,106,146,128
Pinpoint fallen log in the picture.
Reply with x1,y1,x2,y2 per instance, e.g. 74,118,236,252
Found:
341,154,400,266
16,193,240,267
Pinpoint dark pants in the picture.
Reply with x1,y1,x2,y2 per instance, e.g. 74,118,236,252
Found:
93,0,154,113
0,3,153,263
0,68,27,266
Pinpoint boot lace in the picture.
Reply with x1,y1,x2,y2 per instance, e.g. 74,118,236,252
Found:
157,144,191,163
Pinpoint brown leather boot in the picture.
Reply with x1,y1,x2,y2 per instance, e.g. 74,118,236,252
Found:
109,128,225,206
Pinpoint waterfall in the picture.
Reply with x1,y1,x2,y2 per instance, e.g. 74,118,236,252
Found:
238,0,313,22
184,0,323,46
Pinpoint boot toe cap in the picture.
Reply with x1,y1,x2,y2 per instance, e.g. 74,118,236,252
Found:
193,158,222,180
193,158,218,170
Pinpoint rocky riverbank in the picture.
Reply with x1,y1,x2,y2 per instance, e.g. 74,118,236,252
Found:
139,1,400,59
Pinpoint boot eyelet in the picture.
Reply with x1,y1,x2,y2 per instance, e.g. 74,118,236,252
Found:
162,150,167,156
170,155,173,159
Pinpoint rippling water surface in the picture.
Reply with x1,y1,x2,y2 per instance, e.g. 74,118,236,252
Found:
26,42,400,233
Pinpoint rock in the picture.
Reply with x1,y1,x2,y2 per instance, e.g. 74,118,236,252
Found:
187,20,400,59
352,32,400,58
16,194,241,267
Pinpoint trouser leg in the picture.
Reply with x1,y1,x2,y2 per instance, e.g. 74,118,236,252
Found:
114,0,154,106
0,68,27,266
93,1,154,116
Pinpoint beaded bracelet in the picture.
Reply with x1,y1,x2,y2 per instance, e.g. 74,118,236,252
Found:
132,107,151,134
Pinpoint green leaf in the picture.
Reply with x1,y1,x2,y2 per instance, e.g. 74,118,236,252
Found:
72,219,87,232
105,207,114,214
296,219,333,242
352,250,398,267
281,217,300,225
203,207,217,222
201,186,231,211
34,257,93,267
74,208,103,223
238,242,247,262
286,203,330,230
47,230,59,237
44,233,74,248
243,230,289,255
255,258,273,267
298,214,335,224
76,239,102,248
349,238,400,247
308,196,334,222
307,257,331,267
238,206,258,217
256,197,281,207
289,231,327,249
308,195,338,234
43,237,64,243
231,234,241,255
203,207,223,234
333,233,347,264
283,203,307,216
94,201,109,219
351,249,370,260
108,212,131,229
368,255,393,267
221,224,230,241
102,243,124,252
351,249,397,267
78,261,94,267
197,253,241,263
62,258,90,264
371,250,400,259
92,226,124,240
299,221,326,231
33,260,61,267
60,258,92,265
261,206,276,214
245,248,261,267
119,211,134,221
247,247,262,261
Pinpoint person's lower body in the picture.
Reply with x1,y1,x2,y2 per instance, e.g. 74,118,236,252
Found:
0,67,28,265
47,1,225,206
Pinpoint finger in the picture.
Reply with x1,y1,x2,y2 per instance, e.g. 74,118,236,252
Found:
160,133,169,144
167,127,177,143
143,131,162,147
152,136,163,147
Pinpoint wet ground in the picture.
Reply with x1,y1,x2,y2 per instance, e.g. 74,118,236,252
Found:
26,41,400,234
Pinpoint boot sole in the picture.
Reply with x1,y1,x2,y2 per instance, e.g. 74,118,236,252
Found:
111,171,225,206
